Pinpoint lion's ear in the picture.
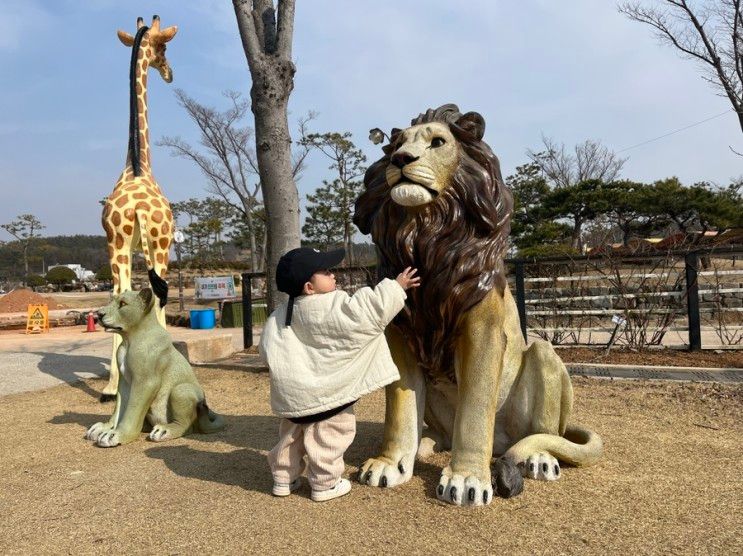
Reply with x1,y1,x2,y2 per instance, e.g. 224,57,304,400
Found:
455,112,485,141
139,288,154,309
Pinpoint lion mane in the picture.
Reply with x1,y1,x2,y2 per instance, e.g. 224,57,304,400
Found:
353,104,513,380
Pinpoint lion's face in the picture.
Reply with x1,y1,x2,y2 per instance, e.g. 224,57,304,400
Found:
386,122,460,207
97,289,154,334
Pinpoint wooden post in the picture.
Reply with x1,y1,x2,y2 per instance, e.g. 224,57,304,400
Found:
684,252,701,351
514,260,527,342
241,272,253,349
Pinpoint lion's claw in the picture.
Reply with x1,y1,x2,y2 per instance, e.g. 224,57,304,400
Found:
359,455,413,488
437,466,493,507
85,421,112,442
148,425,172,442
96,430,122,448
521,452,560,481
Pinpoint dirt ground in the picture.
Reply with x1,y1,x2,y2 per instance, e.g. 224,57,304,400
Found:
0,370,740,554
558,346,743,368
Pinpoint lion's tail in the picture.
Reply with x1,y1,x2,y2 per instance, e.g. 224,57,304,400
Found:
195,399,225,434
503,425,603,467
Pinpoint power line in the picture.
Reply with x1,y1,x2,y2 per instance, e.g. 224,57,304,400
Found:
617,109,732,153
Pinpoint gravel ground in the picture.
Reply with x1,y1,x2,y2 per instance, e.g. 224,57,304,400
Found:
0,370,740,555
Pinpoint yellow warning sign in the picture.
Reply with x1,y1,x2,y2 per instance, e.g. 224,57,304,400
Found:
26,304,50,334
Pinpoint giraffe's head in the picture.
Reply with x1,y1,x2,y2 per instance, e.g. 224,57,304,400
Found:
117,15,177,83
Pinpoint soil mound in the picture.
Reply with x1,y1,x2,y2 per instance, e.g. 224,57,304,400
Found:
0,289,63,313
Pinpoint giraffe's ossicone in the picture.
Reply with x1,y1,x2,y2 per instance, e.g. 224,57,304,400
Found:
100,15,178,401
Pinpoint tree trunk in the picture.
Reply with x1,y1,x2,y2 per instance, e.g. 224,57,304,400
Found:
23,243,29,281
571,217,583,251
233,0,299,312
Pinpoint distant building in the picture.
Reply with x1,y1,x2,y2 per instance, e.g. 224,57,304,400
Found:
47,264,95,281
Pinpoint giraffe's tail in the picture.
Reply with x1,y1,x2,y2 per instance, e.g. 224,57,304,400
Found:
135,212,168,308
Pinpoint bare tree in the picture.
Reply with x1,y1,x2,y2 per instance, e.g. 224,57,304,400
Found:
300,132,367,265
158,89,312,272
619,0,743,133
1,214,45,283
528,137,627,189
233,0,299,310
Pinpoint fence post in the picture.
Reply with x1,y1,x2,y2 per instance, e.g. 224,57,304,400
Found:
241,272,253,349
514,260,527,342
684,252,701,351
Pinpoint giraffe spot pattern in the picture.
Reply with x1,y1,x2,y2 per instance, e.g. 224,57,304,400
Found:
111,211,121,226
135,202,150,212
161,223,170,235
151,210,163,223
156,252,164,264
159,237,169,249
124,208,135,220
150,227,159,237
115,234,124,249
123,224,133,235
151,198,162,208
133,192,147,200
116,255,128,264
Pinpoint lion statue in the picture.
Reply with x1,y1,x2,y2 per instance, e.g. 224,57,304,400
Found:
85,288,225,447
353,104,602,506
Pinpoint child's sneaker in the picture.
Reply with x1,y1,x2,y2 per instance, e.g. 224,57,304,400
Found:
272,477,302,496
311,478,351,502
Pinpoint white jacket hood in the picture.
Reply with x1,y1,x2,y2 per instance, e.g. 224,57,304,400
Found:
259,278,405,418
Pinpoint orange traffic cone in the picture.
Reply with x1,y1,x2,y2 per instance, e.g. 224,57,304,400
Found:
85,312,97,332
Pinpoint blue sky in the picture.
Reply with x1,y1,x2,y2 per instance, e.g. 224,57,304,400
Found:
0,0,740,237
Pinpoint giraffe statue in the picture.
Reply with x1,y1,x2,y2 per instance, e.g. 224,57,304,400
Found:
100,16,177,402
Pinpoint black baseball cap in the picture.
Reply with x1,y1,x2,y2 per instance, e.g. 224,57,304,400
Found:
276,247,345,325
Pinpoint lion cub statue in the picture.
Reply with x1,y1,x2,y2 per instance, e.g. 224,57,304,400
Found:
86,288,225,447
353,104,602,506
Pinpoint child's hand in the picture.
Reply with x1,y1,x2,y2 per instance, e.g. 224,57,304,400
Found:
396,267,421,290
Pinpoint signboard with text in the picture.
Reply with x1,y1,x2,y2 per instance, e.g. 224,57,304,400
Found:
26,304,50,334
195,276,236,300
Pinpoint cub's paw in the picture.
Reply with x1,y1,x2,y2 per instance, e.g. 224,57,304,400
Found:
437,466,493,506
95,430,122,448
359,455,413,488
85,422,112,442
148,425,172,442
521,452,560,481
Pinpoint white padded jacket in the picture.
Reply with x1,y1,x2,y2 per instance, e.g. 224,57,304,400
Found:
259,278,405,418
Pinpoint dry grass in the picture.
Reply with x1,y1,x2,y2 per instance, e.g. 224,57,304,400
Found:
0,370,741,554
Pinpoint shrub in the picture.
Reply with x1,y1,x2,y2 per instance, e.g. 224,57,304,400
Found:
46,266,77,286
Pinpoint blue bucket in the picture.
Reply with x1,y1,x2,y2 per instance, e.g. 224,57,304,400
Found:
189,310,201,329
189,309,216,329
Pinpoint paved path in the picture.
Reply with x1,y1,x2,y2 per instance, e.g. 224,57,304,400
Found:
0,325,247,397
2,325,741,398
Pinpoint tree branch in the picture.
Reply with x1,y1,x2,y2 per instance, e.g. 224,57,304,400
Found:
233,0,263,65
276,0,295,59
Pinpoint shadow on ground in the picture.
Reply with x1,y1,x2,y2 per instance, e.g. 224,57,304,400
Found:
31,351,108,400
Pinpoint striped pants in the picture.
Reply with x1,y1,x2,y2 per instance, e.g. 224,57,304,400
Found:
268,406,356,491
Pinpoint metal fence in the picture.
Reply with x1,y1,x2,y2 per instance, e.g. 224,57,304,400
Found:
240,247,743,350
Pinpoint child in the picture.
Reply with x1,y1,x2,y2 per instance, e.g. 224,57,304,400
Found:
259,247,420,502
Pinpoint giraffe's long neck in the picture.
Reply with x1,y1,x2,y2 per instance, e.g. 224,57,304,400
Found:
126,27,151,177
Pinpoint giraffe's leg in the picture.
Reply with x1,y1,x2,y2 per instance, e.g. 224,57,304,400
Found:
102,250,133,402
152,255,169,329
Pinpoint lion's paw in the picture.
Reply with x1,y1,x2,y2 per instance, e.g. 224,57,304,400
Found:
95,430,122,448
148,425,172,442
85,421,112,442
521,452,560,481
437,466,493,507
359,455,413,488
